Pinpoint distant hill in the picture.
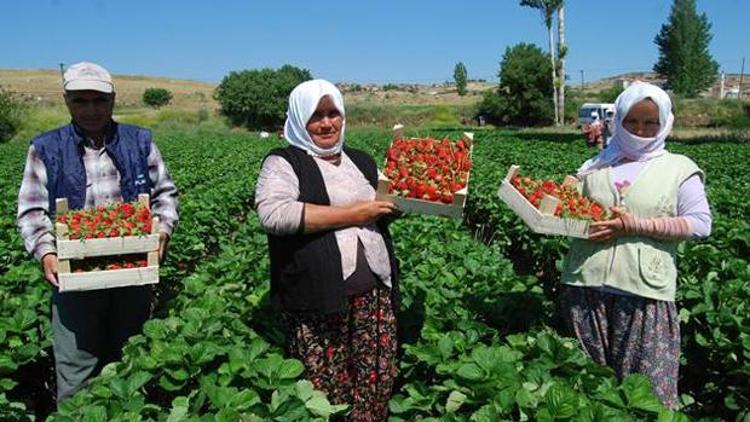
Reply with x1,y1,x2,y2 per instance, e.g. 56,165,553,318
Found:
583,71,747,98
0,68,218,110
1,68,744,112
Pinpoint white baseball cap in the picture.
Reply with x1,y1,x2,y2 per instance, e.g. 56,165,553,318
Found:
63,62,114,93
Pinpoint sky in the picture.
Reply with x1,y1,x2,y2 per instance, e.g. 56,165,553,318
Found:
1,0,748,85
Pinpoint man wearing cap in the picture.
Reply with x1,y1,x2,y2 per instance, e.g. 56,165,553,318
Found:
16,62,179,402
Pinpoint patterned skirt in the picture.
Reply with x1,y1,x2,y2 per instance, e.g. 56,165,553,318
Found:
559,285,681,409
281,287,398,422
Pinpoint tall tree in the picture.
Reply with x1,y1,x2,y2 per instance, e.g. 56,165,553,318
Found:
653,0,718,97
453,62,468,96
557,4,566,124
520,0,563,125
476,43,554,127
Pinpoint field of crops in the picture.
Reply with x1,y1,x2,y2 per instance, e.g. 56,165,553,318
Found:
0,126,747,421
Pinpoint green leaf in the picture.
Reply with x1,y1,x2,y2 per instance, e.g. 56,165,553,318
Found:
159,374,186,392
305,395,335,417
277,359,304,379
471,404,500,422
389,395,408,414
657,409,691,422
622,374,663,413
109,377,129,399
215,408,241,422
544,383,578,419
445,390,467,413
166,367,190,382
228,389,261,411
0,378,17,391
142,319,168,339
438,336,454,360
295,380,315,402
81,405,108,422
457,363,484,381
471,346,497,372
0,355,19,374
128,371,153,394
167,396,190,422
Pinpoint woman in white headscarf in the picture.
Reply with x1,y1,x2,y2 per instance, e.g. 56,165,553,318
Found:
559,81,712,409
255,79,400,420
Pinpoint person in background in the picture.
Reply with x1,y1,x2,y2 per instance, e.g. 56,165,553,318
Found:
582,111,604,149
603,109,616,148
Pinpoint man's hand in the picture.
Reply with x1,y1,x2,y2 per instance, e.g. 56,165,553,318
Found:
41,253,59,287
158,232,170,262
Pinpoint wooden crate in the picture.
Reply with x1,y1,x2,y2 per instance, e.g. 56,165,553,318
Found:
497,165,590,238
374,124,473,219
56,194,161,292
57,266,159,292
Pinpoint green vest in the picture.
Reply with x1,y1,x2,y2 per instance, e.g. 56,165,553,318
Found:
561,152,703,302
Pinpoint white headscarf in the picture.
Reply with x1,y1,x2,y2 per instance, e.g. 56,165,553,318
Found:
283,79,345,157
577,81,674,175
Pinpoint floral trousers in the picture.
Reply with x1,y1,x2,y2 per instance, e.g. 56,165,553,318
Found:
560,285,681,409
282,287,398,421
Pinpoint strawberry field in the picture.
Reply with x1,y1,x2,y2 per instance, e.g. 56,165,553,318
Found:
0,127,748,421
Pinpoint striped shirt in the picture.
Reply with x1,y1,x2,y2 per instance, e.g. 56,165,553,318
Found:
17,135,179,261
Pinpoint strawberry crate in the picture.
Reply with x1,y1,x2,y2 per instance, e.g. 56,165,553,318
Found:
497,165,590,238
375,124,473,219
55,194,160,292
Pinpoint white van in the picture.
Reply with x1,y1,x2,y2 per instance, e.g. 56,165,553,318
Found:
578,103,615,126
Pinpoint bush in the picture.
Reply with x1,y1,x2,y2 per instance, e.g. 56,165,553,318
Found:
0,87,25,143
431,104,459,125
597,84,624,103
142,88,173,109
672,98,750,129
214,65,312,130
476,43,553,127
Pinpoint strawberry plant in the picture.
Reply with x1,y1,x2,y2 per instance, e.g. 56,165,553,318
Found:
0,126,747,420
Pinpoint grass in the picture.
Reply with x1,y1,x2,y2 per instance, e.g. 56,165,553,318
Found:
2,68,748,140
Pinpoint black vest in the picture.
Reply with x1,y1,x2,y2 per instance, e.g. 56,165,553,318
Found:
265,146,400,314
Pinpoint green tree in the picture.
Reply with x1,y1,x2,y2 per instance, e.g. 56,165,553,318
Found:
453,62,468,96
214,65,312,130
653,0,718,97
0,86,24,143
477,43,554,127
142,88,173,109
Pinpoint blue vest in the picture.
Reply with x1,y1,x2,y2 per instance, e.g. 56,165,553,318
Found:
32,122,153,217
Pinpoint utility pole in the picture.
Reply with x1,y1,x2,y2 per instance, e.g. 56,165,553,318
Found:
739,57,745,99
720,71,725,99
58,62,65,84
580,69,584,90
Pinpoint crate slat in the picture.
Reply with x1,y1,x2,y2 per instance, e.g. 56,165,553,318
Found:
58,266,159,292
57,234,160,260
